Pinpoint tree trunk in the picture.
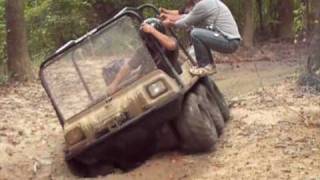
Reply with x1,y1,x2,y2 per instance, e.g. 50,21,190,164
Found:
277,0,294,39
304,0,311,32
298,1,320,90
242,0,255,48
5,0,34,81
308,0,320,60
256,0,264,33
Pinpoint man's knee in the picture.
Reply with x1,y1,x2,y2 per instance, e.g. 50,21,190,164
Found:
191,28,217,42
190,28,202,39
226,40,240,53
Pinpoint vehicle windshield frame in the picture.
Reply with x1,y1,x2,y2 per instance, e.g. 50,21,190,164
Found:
40,5,194,126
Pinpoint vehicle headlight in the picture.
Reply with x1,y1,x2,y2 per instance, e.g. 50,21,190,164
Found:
147,80,168,99
65,127,85,146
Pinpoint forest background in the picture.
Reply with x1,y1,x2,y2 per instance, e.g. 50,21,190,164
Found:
0,0,319,83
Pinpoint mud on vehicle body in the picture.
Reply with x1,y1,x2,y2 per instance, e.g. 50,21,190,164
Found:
40,4,230,177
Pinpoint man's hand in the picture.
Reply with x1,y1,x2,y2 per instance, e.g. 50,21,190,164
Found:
162,19,174,27
159,7,168,13
140,23,155,34
159,13,168,20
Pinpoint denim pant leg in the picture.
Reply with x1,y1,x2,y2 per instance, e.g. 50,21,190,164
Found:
191,28,240,67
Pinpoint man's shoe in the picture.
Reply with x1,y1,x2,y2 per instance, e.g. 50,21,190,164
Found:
189,64,217,77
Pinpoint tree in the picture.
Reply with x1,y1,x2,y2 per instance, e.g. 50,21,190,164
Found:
5,0,34,81
0,0,6,81
256,0,264,33
306,0,320,73
277,0,294,39
303,0,311,32
242,0,255,48
298,0,320,90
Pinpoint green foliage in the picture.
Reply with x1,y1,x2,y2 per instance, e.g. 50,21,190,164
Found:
147,0,186,9
23,0,187,65
26,0,92,62
0,73,8,85
293,2,305,34
0,0,317,70
0,0,6,67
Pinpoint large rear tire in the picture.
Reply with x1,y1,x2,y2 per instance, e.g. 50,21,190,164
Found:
195,83,225,134
176,93,218,153
203,77,231,121
154,123,179,152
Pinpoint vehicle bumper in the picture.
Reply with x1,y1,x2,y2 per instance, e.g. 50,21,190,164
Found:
65,93,183,163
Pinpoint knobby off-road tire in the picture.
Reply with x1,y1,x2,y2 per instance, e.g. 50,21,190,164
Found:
176,93,218,153
154,123,179,152
195,83,225,134
67,158,115,178
203,77,230,121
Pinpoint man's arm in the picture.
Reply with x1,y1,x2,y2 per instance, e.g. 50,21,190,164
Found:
160,13,184,22
175,1,211,28
159,8,179,15
141,23,177,51
107,62,130,95
107,47,146,95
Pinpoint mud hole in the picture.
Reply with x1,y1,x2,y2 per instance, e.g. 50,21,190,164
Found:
1,42,320,179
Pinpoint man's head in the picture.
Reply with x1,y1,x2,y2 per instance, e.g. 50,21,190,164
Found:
142,18,166,34
140,18,167,50
140,17,177,52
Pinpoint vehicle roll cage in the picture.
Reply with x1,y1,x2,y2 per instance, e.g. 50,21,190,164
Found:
39,4,195,126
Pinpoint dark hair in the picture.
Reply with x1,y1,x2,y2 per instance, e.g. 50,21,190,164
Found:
179,0,201,14
143,18,166,34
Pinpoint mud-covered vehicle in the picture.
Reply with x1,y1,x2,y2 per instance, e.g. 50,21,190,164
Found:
40,4,230,177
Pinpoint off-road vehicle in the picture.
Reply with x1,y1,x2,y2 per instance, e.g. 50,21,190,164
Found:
40,4,230,177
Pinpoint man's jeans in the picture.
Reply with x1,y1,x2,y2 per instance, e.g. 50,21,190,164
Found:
191,28,240,67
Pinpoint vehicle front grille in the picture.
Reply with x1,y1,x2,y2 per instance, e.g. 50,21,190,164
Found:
94,112,128,137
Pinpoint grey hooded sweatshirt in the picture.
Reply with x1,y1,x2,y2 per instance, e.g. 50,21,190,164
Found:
175,0,241,40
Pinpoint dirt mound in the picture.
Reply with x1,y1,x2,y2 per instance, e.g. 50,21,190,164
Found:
0,77,319,179
0,82,65,179
0,41,318,179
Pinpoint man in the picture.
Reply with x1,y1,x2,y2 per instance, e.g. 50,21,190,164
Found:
161,0,241,76
107,18,179,95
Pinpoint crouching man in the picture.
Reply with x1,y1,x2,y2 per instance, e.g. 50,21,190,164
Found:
161,0,241,76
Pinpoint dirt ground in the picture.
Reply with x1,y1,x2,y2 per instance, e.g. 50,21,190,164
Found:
0,42,320,180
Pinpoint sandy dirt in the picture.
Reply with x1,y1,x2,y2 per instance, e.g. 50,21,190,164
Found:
0,42,320,180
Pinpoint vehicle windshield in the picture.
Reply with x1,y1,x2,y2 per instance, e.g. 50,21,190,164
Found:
42,16,156,120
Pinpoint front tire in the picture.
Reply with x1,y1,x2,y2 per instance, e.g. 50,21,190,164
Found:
66,159,89,177
67,158,115,178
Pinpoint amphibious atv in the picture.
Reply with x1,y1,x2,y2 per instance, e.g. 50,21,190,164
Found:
40,4,230,177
